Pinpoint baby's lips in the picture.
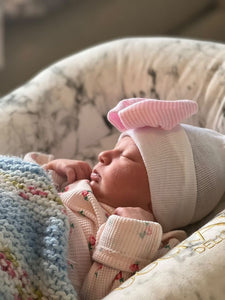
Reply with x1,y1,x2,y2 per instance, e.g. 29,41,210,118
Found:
90,170,101,182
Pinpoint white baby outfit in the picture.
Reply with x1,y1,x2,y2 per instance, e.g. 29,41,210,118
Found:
24,152,186,300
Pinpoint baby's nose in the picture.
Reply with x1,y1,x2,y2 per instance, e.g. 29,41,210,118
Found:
98,150,112,164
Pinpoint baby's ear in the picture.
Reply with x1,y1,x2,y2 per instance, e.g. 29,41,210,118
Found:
108,98,198,132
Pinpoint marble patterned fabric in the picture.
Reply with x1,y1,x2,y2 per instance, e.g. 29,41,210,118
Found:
0,38,224,165
0,37,225,299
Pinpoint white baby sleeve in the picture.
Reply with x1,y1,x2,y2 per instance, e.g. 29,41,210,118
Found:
94,215,163,271
80,215,162,300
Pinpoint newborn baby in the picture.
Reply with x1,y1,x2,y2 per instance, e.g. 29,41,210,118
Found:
24,98,225,300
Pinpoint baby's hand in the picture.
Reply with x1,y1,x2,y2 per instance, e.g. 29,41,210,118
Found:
44,159,92,184
114,207,155,221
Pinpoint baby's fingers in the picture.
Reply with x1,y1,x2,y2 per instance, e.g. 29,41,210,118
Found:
43,162,53,170
74,163,92,181
65,167,76,184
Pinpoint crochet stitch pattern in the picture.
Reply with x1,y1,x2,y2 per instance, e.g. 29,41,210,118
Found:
0,156,77,300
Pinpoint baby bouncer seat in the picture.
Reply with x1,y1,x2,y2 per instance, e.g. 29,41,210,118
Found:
0,37,225,299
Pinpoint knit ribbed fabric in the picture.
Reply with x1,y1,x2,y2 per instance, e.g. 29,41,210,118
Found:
125,125,197,231
108,98,198,131
108,98,225,231
184,125,225,224
93,215,162,272
0,156,77,299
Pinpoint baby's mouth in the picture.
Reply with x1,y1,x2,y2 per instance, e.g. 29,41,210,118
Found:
90,170,101,182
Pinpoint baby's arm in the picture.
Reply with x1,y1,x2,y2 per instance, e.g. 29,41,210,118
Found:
24,153,92,190
80,214,162,299
44,159,92,184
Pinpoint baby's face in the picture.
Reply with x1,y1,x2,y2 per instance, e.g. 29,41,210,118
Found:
90,136,151,211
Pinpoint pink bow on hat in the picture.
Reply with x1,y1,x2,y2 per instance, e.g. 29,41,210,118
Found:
107,98,198,132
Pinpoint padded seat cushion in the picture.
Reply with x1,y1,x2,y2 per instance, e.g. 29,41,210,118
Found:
0,38,224,299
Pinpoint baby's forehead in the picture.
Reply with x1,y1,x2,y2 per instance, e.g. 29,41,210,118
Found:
115,135,138,151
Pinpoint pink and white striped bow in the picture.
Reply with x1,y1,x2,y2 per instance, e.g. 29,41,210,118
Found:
107,98,198,132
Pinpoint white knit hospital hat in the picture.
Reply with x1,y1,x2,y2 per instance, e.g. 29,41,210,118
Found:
108,98,225,232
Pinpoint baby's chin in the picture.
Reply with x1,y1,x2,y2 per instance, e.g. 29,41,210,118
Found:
90,180,100,198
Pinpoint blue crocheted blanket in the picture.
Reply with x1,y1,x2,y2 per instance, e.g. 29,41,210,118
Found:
0,156,77,300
